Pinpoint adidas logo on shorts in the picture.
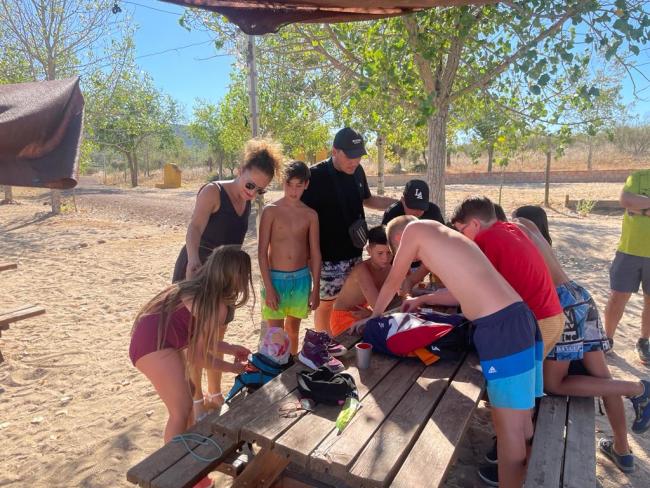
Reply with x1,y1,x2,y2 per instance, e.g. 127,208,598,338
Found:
488,366,497,374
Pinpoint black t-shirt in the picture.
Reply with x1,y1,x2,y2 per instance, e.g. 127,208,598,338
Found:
302,158,371,262
381,201,445,226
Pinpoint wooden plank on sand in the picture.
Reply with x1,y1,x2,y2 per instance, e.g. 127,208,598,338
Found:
389,354,484,488
0,262,17,272
273,352,399,467
562,397,595,488
523,396,568,488
0,305,45,328
309,359,428,480
345,356,463,487
212,334,358,441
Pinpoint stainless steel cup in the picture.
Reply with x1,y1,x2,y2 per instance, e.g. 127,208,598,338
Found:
355,342,373,369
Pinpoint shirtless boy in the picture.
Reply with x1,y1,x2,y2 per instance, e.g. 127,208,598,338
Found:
373,217,543,488
330,226,394,337
258,161,321,354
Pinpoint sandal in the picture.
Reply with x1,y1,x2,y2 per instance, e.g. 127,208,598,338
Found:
204,392,225,410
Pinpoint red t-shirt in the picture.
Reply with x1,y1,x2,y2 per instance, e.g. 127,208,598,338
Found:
475,221,562,320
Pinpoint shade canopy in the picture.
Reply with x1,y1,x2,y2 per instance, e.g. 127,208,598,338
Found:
162,0,490,34
0,78,84,190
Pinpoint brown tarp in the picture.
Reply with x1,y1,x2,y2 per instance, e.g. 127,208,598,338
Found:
0,77,84,190
162,0,490,34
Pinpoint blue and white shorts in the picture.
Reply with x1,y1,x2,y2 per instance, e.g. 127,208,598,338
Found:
473,301,544,410
319,257,361,300
546,281,610,361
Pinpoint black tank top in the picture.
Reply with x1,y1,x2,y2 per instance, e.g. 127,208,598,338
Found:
199,182,251,252
172,182,251,282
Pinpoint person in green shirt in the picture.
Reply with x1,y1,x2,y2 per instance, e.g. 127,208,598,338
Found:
605,169,650,364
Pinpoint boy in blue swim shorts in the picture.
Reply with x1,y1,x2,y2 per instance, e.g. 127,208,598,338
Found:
369,216,543,487
258,161,321,354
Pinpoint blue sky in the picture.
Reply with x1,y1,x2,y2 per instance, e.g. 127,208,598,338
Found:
128,0,234,121
128,0,650,122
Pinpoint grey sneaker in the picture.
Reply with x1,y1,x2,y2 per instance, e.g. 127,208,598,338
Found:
636,338,650,365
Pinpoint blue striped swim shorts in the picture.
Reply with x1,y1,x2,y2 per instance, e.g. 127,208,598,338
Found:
473,301,544,410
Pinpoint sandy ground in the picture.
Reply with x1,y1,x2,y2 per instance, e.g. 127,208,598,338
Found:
1,178,648,488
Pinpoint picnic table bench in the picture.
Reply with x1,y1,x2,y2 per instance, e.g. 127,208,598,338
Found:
1,263,46,363
525,395,596,488
210,333,485,488
127,411,252,488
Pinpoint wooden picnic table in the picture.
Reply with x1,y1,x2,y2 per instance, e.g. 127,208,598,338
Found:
211,333,484,488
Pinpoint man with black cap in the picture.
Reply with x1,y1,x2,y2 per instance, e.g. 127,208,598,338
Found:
302,128,396,337
381,179,444,226
382,179,444,292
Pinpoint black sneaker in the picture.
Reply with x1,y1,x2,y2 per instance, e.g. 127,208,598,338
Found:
478,464,498,486
630,379,650,434
637,338,650,365
484,437,498,464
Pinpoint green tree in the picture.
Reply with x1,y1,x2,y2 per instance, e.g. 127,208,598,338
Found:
257,1,650,212
86,65,181,187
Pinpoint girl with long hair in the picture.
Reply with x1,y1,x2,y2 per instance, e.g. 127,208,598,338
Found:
130,246,254,442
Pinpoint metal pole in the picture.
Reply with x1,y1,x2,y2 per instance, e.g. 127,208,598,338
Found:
247,35,260,138
247,35,264,234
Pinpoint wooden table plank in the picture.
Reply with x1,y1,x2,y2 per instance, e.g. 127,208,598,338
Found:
343,356,463,487
240,337,376,449
563,397,595,488
523,396,568,488
273,352,400,466
212,334,359,441
389,354,484,488
0,262,17,272
127,412,235,488
232,448,290,488
309,360,428,480
0,305,46,328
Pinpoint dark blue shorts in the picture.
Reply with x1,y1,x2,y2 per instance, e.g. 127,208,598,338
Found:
473,302,544,410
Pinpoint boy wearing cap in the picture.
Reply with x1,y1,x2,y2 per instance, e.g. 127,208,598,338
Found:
381,179,444,226
301,128,396,343
382,179,445,292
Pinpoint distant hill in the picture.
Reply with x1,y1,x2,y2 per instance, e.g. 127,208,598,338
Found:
174,124,207,150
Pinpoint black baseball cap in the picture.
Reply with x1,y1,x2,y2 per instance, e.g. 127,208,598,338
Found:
403,179,429,211
333,127,367,159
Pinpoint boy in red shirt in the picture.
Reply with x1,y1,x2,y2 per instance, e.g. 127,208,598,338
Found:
450,196,564,356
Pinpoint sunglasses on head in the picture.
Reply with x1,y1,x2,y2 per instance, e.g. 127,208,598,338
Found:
245,181,267,195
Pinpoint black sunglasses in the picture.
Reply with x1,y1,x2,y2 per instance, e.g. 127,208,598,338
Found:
245,181,267,195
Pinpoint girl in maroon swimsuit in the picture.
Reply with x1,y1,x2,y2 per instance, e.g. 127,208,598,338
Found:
130,246,254,444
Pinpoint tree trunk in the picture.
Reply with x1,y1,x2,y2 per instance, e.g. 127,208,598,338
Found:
207,156,213,172
487,143,495,173
426,109,449,214
51,190,61,214
2,186,13,203
127,152,139,187
446,148,452,168
587,139,593,171
377,133,385,196
544,150,552,207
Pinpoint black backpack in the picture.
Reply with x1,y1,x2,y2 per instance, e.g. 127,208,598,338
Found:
296,367,358,405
